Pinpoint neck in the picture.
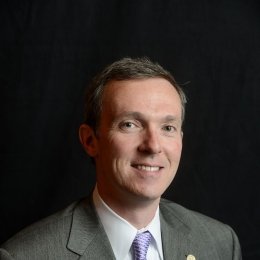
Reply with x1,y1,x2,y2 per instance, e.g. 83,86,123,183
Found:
97,187,160,229
113,199,160,229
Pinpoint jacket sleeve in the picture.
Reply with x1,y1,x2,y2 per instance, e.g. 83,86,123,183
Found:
230,227,242,260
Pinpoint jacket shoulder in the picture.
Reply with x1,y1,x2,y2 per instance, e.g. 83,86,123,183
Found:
0,200,82,260
160,198,235,234
159,198,242,259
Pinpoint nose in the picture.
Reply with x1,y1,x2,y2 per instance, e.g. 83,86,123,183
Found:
138,128,162,155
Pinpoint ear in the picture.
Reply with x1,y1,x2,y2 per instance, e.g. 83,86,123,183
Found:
79,124,98,157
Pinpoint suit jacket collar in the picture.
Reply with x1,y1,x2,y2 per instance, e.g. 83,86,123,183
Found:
159,200,221,260
160,202,193,259
67,197,116,259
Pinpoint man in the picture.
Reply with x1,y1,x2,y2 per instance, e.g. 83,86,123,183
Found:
0,58,242,259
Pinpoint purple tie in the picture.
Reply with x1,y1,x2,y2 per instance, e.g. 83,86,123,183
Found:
132,231,152,260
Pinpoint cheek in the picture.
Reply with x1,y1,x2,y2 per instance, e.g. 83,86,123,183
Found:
166,140,182,160
108,135,138,156
176,141,183,155
98,140,131,171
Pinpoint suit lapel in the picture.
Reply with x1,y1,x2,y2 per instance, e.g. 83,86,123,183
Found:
160,203,196,260
67,197,116,259
79,230,116,260
160,200,226,260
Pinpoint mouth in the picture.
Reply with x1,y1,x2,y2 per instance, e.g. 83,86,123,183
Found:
131,164,163,172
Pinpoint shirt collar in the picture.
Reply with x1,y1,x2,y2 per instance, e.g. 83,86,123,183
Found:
93,186,163,260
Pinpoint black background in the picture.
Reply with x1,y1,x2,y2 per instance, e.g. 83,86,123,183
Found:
1,0,259,259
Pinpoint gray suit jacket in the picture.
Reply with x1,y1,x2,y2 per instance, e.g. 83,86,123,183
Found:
0,196,242,260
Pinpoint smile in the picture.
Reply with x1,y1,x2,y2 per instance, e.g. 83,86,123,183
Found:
132,164,162,172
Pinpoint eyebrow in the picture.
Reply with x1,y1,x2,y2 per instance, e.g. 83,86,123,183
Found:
115,111,181,123
117,111,144,119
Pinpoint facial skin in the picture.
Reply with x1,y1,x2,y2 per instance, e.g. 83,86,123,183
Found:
80,78,183,216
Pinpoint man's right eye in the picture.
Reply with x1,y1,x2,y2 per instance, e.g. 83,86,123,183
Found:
121,121,136,128
119,121,140,131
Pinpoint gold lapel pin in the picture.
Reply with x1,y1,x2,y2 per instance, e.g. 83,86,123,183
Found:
186,254,196,260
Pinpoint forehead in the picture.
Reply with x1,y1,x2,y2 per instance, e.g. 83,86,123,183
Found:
101,78,182,120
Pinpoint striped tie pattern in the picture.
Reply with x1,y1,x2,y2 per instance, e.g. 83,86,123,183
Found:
132,231,152,260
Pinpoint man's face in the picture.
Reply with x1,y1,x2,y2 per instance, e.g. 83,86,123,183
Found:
93,78,183,206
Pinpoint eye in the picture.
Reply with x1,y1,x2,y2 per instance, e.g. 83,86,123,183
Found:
162,125,176,133
122,122,135,128
119,121,139,131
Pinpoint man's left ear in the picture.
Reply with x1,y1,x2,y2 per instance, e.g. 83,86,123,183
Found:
79,124,98,157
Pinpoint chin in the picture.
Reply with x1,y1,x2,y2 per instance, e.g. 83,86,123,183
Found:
131,188,163,202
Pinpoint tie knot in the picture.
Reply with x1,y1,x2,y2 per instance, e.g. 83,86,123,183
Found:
132,231,152,260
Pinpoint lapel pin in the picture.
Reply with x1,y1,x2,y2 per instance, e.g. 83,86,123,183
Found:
186,254,196,260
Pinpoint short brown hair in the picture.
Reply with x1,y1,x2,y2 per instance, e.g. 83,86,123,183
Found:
83,57,187,131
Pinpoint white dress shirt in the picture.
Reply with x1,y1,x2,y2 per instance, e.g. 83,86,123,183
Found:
93,186,164,260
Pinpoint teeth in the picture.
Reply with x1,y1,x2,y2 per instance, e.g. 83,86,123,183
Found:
136,165,160,171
